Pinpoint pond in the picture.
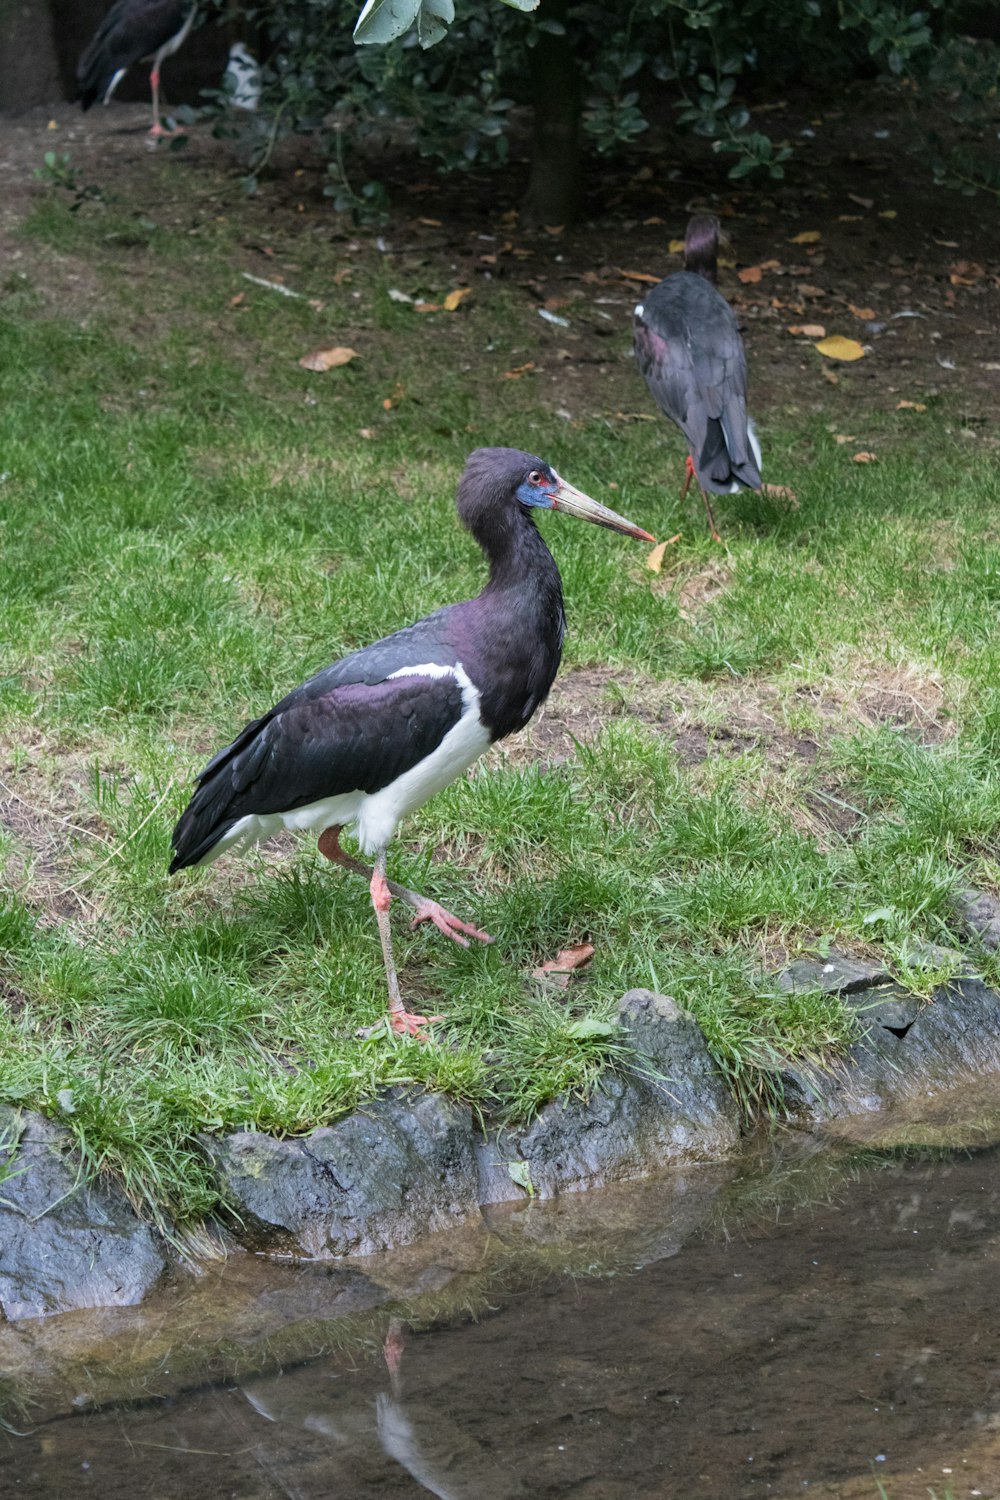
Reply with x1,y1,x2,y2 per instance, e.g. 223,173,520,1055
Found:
6,1088,1000,1500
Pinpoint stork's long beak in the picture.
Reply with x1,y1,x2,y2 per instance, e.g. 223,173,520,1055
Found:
550,476,655,543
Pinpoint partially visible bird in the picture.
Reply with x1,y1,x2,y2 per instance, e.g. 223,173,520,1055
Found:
633,212,762,540
223,42,260,112
169,448,653,1039
76,0,199,140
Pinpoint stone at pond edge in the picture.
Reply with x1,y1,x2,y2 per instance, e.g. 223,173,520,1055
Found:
0,1106,166,1321
776,947,891,996
201,1089,481,1257
780,976,1000,1121
476,989,741,1203
954,888,1000,953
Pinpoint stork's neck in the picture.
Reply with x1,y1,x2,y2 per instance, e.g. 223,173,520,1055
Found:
480,506,562,601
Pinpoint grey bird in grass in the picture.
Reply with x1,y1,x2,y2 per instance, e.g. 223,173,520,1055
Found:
634,212,762,540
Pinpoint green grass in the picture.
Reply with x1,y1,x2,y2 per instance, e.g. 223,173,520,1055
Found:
2,163,1000,1225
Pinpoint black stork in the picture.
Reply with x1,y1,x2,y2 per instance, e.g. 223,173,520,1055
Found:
76,0,199,139
169,449,653,1038
633,213,762,541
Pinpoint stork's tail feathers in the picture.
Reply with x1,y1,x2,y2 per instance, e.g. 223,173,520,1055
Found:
698,415,762,495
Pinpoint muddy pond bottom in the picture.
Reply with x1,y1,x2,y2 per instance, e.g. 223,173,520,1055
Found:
7,1125,1000,1500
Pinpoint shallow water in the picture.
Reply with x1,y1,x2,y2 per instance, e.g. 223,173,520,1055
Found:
7,1114,1000,1499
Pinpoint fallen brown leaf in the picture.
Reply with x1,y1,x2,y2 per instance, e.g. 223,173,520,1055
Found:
443,287,471,311
853,451,878,463
646,537,680,572
789,230,821,244
417,216,442,227
896,399,927,412
228,292,245,308
617,268,661,284
414,302,441,313
878,209,897,219
848,304,876,320
815,335,865,362
788,323,826,338
738,265,763,284
834,434,857,444
669,237,685,254
796,283,826,299
333,268,353,285
502,362,536,380
298,345,358,372
761,483,799,505
531,942,596,988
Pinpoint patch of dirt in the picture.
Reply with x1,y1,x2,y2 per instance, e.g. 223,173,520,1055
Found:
0,84,996,443
0,762,112,925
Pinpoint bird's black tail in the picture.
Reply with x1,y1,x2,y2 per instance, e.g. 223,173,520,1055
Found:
698,414,762,494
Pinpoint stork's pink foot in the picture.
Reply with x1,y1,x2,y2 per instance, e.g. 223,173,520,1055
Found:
407,898,494,948
389,1005,444,1038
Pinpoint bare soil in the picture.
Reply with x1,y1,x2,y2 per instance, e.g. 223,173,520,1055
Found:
0,84,997,428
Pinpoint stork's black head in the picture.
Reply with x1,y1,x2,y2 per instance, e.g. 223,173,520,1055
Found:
683,213,721,285
456,448,653,556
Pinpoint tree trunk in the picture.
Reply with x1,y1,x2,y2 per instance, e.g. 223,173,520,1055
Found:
520,0,581,227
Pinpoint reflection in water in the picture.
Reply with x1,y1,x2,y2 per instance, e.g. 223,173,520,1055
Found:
6,1130,1000,1499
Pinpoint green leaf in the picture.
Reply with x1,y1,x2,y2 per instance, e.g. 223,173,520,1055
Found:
354,0,422,47
564,1017,617,1040
863,907,897,926
507,1160,535,1196
417,0,455,48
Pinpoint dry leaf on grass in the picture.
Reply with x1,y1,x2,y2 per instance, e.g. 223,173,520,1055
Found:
669,238,686,254
761,483,799,504
738,265,764,284
789,230,822,244
531,942,596,988
897,399,927,412
646,536,681,572
617,268,660,284
416,216,442,227
815,335,865,362
228,292,245,308
834,434,857,444
415,301,441,313
443,287,471,311
849,303,876,320
298,346,358,372
502,362,536,380
853,451,878,463
788,323,826,337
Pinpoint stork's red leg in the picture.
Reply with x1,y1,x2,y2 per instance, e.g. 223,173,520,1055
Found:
700,489,723,543
680,454,696,503
318,826,493,947
369,856,443,1038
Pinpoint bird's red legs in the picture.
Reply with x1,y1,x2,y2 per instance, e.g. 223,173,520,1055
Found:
369,854,439,1037
317,826,493,947
384,1317,406,1401
680,453,696,503
147,65,183,141
318,827,492,1038
679,455,722,542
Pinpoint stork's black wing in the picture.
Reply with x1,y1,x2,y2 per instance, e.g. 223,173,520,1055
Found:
169,609,471,870
634,272,761,494
76,0,189,109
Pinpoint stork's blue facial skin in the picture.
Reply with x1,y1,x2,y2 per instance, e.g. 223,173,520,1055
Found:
515,470,557,510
